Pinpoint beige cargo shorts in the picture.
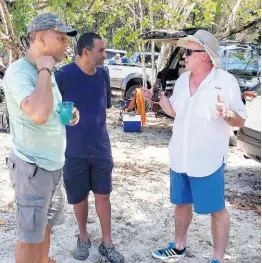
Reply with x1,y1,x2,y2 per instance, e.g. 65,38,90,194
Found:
6,152,65,243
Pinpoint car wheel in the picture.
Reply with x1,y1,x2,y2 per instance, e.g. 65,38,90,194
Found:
0,90,5,103
1,107,10,133
125,85,151,111
229,127,238,146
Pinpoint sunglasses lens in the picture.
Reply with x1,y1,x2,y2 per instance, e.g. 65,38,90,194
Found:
185,49,192,56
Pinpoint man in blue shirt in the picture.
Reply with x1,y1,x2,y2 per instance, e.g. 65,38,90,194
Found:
55,32,124,263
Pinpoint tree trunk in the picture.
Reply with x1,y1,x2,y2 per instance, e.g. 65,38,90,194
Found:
0,0,21,64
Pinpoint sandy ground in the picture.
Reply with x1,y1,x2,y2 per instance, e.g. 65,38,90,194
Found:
0,94,261,263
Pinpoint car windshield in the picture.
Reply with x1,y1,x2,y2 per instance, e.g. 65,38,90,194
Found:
106,51,126,59
130,53,159,64
221,48,260,76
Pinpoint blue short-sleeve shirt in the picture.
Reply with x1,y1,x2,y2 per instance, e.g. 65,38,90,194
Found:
55,63,112,158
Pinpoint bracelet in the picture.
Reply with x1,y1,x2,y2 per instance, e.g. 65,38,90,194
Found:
38,67,52,76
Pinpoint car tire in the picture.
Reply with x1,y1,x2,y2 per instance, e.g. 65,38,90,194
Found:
229,127,238,146
125,85,151,111
1,106,10,133
0,90,4,103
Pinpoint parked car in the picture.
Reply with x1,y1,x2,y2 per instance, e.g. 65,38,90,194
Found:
129,51,160,65
107,54,154,94
219,41,261,145
105,49,127,64
0,80,4,103
237,87,261,162
0,79,10,133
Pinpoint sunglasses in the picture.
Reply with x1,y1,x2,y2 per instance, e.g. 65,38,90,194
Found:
184,48,206,56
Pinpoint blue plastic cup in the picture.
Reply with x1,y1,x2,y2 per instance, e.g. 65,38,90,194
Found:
58,101,74,125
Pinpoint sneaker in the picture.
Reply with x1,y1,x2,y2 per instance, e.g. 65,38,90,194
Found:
73,237,91,260
208,261,221,263
152,242,187,260
99,243,125,263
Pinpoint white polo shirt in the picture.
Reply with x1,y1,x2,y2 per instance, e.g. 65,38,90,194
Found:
168,67,246,177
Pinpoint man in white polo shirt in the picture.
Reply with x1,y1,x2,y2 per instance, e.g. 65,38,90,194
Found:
143,30,246,263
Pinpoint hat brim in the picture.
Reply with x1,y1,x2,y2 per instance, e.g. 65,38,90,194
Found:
177,36,221,68
177,36,205,48
55,25,77,37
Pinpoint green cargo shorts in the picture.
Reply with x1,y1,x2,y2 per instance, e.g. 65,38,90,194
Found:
6,152,65,243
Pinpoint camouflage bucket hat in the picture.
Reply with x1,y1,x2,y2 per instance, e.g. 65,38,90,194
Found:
27,13,77,37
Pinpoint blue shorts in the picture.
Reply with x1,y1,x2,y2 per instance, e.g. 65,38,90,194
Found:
170,164,225,214
63,155,113,204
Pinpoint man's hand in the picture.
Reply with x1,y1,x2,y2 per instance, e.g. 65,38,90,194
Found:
141,87,153,101
20,56,56,124
141,87,165,106
141,87,176,118
70,107,80,126
216,94,230,120
36,56,56,72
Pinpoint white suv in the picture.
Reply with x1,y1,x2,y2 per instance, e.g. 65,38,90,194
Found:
237,86,261,162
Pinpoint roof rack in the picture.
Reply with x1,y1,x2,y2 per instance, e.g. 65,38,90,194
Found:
219,40,260,49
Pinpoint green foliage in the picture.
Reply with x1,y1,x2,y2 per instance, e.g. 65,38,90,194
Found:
11,0,38,36
112,27,128,45
0,0,260,58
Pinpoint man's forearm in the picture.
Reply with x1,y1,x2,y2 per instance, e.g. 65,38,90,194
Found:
22,71,53,124
159,97,176,118
226,111,245,127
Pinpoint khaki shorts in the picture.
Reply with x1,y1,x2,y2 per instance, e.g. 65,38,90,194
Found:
6,152,65,243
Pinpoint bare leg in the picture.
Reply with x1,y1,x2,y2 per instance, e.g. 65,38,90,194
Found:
15,225,55,263
94,193,112,246
15,241,43,263
41,225,56,263
74,198,89,242
212,208,230,263
15,225,56,263
174,204,193,250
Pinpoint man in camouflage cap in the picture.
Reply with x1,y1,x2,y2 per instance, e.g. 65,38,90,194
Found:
4,13,78,263
27,13,77,36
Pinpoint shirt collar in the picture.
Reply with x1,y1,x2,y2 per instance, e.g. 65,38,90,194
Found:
188,66,216,91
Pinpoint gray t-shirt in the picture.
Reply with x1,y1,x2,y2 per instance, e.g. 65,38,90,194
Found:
3,58,65,171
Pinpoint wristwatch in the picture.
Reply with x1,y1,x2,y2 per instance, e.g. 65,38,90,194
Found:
224,111,232,121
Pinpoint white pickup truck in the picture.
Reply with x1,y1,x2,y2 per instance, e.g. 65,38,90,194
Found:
107,62,153,98
106,52,160,99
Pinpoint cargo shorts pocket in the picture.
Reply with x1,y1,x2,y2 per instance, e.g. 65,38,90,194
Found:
25,162,39,181
6,157,15,170
16,193,46,232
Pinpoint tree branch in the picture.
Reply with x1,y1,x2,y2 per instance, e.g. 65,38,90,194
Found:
125,2,141,22
217,17,261,39
0,30,9,40
227,0,242,27
181,3,196,24
0,0,10,36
